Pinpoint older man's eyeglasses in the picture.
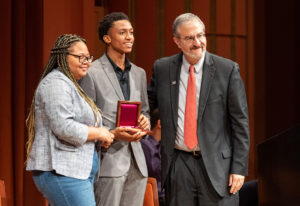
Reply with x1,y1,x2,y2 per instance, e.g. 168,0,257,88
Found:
182,33,206,43
69,53,93,64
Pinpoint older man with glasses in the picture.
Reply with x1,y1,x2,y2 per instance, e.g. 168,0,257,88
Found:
148,13,250,206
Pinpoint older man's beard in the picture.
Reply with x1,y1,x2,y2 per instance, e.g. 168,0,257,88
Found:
185,46,205,60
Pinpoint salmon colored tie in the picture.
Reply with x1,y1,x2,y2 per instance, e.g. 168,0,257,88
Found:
184,65,198,150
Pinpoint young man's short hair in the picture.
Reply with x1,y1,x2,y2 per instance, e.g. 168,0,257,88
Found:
98,12,130,43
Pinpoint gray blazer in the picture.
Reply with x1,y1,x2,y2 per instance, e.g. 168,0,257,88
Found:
26,69,101,180
148,52,250,197
79,54,149,177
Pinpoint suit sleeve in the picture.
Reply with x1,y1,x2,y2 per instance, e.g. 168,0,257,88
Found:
228,63,250,176
79,72,96,102
140,69,150,119
147,62,158,112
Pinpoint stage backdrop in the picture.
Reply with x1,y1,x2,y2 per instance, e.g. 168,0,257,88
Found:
1,0,300,205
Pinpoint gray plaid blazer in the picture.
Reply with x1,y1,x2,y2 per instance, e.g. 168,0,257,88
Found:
26,69,101,180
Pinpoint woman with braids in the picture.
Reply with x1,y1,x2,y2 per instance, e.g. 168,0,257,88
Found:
25,34,114,206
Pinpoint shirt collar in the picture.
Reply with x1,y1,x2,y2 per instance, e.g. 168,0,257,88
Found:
106,53,132,72
182,51,206,74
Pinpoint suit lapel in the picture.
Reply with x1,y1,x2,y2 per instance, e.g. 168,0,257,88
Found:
100,55,124,100
170,53,183,128
129,65,136,100
198,52,216,122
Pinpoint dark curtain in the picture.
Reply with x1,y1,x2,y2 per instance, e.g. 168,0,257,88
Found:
0,0,45,205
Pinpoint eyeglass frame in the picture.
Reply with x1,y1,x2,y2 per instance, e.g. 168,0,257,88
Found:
68,53,94,64
179,32,206,43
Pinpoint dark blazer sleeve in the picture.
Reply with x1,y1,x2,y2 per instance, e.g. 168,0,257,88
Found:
140,68,150,119
228,63,250,175
147,61,158,112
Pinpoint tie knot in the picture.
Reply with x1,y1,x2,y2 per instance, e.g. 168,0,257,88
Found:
189,65,195,73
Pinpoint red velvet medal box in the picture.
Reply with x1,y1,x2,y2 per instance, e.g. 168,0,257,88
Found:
116,101,141,128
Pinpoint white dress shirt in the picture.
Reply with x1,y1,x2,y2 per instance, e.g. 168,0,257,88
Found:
175,52,205,152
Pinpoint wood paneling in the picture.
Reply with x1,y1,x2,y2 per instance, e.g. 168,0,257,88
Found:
83,1,98,57
3,0,300,205
246,0,256,182
191,0,210,32
107,0,129,14
156,0,165,60
12,0,26,205
164,0,185,56
216,37,231,59
94,6,106,59
235,0,247,36
216,0,231,35
235,38,247,81
0,0,13,205
24,0,46,205
135,0,158,75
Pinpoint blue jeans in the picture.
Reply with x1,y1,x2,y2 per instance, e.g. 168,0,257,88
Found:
32,150,99,206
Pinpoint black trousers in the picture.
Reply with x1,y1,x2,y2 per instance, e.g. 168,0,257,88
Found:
165,150,239,206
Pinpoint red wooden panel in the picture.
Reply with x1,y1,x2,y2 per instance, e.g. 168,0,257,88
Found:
107,0,129,14
206,35,212,52
0,0,13,205
246,0,257,181
12,0,27,205
235,38,246,81
192,0,210,32
135,1,158,73
43,0,84,66
164,0,185,56
94,7,106,59
83,1,97,57
216,36,231,59
216,0,231,34
43,0,96,65
236,0,247,36
24,1,46,205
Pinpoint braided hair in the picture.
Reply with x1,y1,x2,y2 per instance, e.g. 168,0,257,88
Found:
25,34,100,163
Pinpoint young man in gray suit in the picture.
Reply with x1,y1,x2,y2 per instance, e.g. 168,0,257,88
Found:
148,13,250,206
79,12,150,206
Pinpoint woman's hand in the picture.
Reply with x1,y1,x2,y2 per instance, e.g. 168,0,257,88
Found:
97,127,114,148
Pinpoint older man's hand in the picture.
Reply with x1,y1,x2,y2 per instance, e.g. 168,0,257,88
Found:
229,174,245,194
